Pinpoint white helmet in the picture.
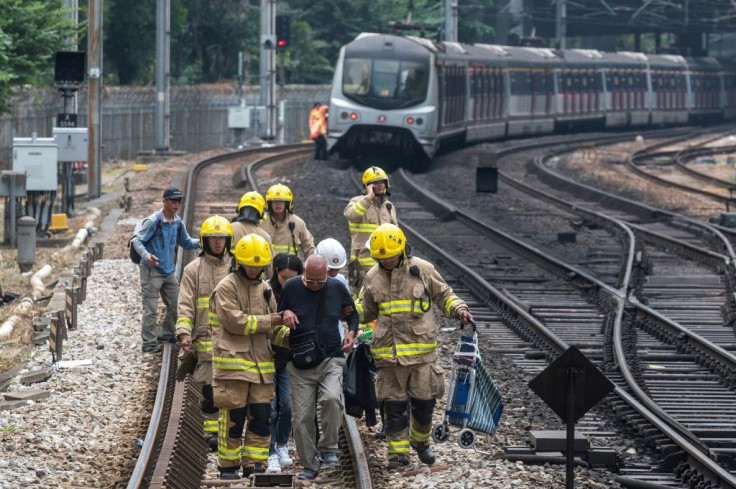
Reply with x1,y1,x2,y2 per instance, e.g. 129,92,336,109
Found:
316,238,347,269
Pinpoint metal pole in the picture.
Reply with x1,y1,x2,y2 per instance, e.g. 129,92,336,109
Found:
260,0,276,140
556,0,567,50
444,0,458,42
87,0,102,199
565,367,576,489
62,0,79,113
155,0,171,152
238,51,244,107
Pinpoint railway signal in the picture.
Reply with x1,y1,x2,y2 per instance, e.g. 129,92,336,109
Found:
276,15,290,49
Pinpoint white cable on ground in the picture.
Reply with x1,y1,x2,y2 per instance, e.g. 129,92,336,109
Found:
0,315,20,339
0,263,53,339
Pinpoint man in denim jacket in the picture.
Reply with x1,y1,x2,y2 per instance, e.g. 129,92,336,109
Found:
131,187,200,353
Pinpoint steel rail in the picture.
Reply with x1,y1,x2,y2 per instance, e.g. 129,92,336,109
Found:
129,143,309,489
391,135,736,487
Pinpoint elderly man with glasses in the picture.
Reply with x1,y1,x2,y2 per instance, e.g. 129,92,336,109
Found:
277,254,359,480
131,186,200,353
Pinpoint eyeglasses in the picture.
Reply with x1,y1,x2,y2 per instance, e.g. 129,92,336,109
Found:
305,278,327,286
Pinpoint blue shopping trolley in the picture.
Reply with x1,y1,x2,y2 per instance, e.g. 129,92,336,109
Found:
432,320,504,449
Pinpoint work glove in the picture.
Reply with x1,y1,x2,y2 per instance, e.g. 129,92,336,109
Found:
175,351,198,382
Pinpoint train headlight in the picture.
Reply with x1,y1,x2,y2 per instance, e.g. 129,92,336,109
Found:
406,117,414,124
349,112,358,121
377,115,387,122
416,117,423,125
340,111,349,120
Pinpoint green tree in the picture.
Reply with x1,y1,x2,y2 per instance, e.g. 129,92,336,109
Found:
105,0,156,84
0,0,79,114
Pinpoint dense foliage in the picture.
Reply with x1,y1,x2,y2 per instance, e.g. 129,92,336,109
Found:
0,0,494,112
103,0,494,86
0,0,79,114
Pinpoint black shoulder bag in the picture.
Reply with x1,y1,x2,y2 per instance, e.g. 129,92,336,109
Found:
290,288,326,369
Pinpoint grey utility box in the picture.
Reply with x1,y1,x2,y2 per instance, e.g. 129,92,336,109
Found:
17,216,37,272
12,135,58,191
52,127,88,162
228,107,250,129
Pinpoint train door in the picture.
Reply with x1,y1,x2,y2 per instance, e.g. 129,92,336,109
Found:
601,68,610,112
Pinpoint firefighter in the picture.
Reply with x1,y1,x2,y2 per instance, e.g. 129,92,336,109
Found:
360,223,473,469
209,234,291,480
232,191,272,249
261,183,315,260
175,215,234,451
343,166,397,293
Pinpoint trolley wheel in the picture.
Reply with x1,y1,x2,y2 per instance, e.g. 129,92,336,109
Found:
457,428,475,449
432,423,449,443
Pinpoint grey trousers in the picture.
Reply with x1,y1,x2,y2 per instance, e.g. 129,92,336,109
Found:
287,357,345,471
139,265,179,350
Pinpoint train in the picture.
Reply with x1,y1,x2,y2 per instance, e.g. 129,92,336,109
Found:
327,33,736,162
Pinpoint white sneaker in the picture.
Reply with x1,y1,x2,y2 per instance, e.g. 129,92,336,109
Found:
277,446,294,466
266,454,281,474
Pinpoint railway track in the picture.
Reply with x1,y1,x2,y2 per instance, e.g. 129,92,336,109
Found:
383,130,736,487
128,128,736,488
127,144,381,489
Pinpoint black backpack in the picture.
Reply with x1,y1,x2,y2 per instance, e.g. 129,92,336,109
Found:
129,215,182,265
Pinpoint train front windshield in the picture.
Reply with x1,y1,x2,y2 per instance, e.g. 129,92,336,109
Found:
342,57,429,110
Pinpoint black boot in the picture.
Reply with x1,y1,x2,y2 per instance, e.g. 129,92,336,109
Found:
243,463,265,477
386,454,409,470
219,466,240,480
414,444,435,465
206,433,218,452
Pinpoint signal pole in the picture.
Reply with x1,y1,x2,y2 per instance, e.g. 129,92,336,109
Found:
444,0,458,42
87,0,102,199
556,0,567,49
260,0,276,140
155,0,171,152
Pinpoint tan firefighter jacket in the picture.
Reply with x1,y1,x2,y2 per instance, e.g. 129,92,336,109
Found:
231,220,272,251
344,194,397,270
175,253,231,363
360,256,468,368
261,212,315,259
209,273,289,384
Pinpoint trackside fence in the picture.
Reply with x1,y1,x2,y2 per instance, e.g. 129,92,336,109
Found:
0,84,330,168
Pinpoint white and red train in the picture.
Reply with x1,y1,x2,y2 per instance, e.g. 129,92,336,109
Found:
327,33,736,161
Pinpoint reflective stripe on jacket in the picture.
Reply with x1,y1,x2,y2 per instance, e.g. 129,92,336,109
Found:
260,213,315,259
360,256,468,368
210,273,279,383
175,253,231,363
344,195,396,271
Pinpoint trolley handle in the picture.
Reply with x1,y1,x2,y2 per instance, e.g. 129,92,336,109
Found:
459,318,477,333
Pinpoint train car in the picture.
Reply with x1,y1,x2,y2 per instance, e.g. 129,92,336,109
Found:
327,33,437,160
328,33,735,163
647,54,689,125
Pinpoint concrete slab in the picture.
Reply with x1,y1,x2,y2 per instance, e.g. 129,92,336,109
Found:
20,367,53,385
4,389,51,402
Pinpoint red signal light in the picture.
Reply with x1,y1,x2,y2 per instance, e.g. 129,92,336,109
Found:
277,40,286,48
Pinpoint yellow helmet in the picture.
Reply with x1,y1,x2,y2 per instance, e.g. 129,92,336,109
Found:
266,183,294,211
237,191,266,218
369,223,406,260
362,166,390,189
199,215,233,249
233,234,272,268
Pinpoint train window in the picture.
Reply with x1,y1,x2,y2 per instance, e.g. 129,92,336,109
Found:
343,58,371,95
342,56,429,109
